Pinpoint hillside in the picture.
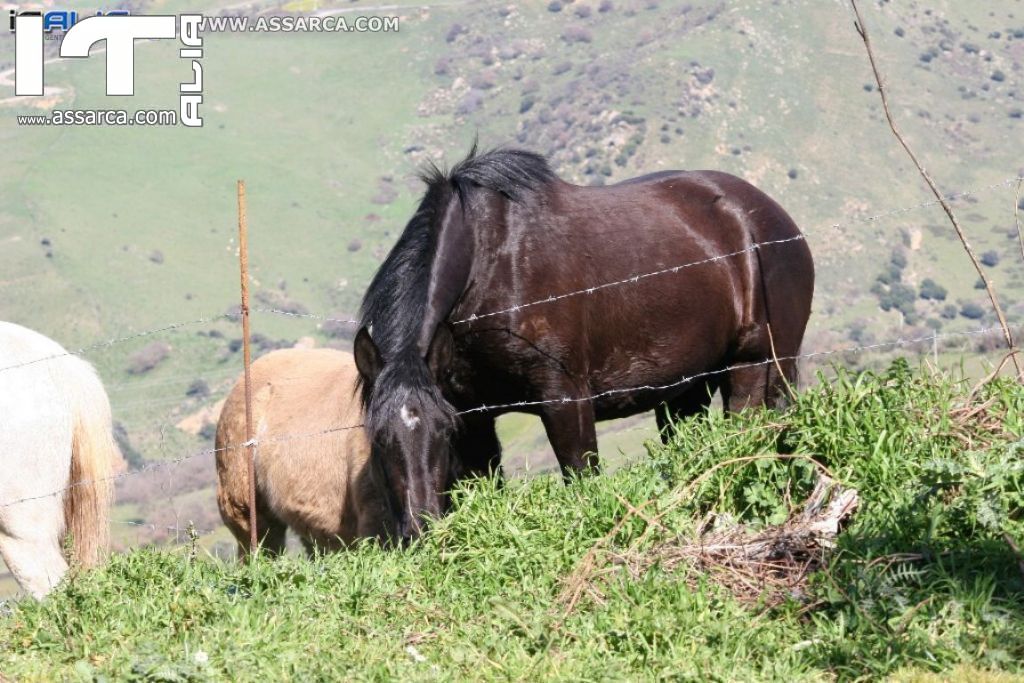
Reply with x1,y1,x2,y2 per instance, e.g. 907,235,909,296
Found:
0,0,1022,588
1,365,1022,679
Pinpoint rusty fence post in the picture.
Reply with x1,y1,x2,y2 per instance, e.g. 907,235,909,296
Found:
236,180,258,553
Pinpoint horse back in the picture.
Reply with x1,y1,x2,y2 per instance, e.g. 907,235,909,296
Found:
452,169,813,411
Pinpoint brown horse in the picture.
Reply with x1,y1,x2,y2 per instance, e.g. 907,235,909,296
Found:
354,146,815,542
215,348,391,555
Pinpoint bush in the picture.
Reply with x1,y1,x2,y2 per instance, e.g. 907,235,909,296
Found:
919,278,948,301
469,71,496,90
981,250,1000,267
960,302,986,319
941,303,958,319
890,248,908,270
127,342,170,375
112,421,143,470
186,379,209,399
445,23,466,43
198,421,217,442
456,90,484,115
562,26,593,44
878,282,917,322
547,0,563,12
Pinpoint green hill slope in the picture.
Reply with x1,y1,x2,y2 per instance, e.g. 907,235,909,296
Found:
1,365,1022,680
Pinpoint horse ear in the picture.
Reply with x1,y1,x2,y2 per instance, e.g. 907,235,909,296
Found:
354,327,383,384
426,323,454,381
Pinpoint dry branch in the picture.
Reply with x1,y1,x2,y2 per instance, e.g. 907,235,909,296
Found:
849,0,1020,378
623,476,858,607
559,472,859,612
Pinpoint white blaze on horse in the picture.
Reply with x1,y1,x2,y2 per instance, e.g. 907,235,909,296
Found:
0,322,122,598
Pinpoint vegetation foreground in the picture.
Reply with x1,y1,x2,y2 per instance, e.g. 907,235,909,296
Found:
1,362,1022,681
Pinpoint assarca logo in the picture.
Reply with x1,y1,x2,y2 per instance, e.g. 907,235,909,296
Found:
11,11,204,127
8,9,129,33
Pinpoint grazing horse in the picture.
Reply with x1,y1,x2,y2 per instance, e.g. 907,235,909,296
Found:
215,348,392,556
354,146,815,541
0,322,121,598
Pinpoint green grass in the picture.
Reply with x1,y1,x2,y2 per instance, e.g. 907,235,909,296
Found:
2,362,1021,681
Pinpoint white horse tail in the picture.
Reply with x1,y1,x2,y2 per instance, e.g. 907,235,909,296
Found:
63,357,121,568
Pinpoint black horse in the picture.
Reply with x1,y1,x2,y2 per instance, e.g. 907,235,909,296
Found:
354,146,814,540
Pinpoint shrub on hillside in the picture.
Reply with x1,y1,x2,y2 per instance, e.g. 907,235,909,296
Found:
127,342,170,375
198,421,217,442
112,421,143,470
562,26,593,44
890,247,908,270
185,379,209,399
919,278,948,301
960,302,986,319
445,23,466,43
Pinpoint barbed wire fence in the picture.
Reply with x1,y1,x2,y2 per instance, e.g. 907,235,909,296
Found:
1,173,1022,569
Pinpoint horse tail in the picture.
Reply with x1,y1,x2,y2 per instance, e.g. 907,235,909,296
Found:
63,358,121,568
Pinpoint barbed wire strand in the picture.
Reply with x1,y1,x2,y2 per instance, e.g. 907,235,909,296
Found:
0,314,230,375
113,519,220,538
252,308,358,325
456,325,1012,414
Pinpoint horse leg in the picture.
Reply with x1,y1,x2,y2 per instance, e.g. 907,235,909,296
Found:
452,415,503,480
540,400,599,479
655,380,718,444
0,499,68,598
300,535,344,557
225,506,288,560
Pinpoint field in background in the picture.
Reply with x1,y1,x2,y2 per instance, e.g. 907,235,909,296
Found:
0,0,1022,593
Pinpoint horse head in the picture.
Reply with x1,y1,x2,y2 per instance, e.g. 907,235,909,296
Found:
354,323,458,544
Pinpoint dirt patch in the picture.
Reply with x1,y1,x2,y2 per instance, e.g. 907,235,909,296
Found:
176,399,226,436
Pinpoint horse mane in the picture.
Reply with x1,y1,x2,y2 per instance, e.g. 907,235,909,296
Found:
357,145,557,426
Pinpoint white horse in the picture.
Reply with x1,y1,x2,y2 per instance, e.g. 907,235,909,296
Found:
0,322,121,598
